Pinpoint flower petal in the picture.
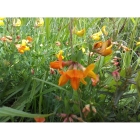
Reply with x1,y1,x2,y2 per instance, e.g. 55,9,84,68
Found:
58,72,69,86
67,70,84,78
50,61,62,69
70,78,80,90
75,29,85,37
83,63,95,77
34,117,45,122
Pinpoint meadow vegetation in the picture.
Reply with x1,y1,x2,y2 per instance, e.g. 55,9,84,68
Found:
0,17,140,122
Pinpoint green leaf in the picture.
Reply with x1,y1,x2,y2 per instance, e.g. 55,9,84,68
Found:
0,106,54,118
33,77,70,93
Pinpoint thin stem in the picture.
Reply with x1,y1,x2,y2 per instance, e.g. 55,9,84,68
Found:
69,18,73,54
77,89,83,118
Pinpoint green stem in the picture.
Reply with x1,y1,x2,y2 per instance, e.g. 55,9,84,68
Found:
77,89,83,118
39,72,46,114
69,18,74,54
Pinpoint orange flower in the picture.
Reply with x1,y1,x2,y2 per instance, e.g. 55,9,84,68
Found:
67,69,84,90
50,54,63,69
59,69,84,90
34,117,45,122
93,39,113,56
26,36,33,42
50,50,65,69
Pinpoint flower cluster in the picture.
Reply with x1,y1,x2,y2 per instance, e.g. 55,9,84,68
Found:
82,104,97,118
50,50,99,90
0,36,12,42
57,113,84,122
15,36,33,54
0,17,5,26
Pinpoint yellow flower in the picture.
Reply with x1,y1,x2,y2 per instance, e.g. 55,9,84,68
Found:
79,46,85,53
13,19,21,26
56,50,64,59
101,26,108,36
0,20,4,26
91,35,101,41
94,31,102,36
91,31,102,41
0,17,5,20
75,29,85,37
81,47,85,53
21,39,28,46
136,42,140,46
35,18,44,27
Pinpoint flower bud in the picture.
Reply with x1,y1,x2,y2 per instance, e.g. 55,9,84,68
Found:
112,70,120,81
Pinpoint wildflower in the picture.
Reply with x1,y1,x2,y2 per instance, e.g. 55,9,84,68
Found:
79,63,99,85
26,36,33,42
59,69,84,90
50,50,72,69
17,35,20,40
112,70,120,81
16,39,30,54
136,42,140,46
73,28,85,37
40,44,43,47
82,104,97,118
50,68,55,75
1,36,12,42
91,75,99,86
56,50,64,59
50,53,63,69
65,42,69,45
111,56,120,67
31,68,34,75
83,64,98,79
101,26,108,36
34,117,45,122
122,45,131,51
93,39,113,56
91,35,101,41
91,31,102,41
91,26,108,40
0,20,4,26
91,106,97,113
35,18,44,27
57,113,84,122
82,104,90,117
55,41,61,46
13,19,21,26
58,63,99,90
79,46,85,53
0,17,5,20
